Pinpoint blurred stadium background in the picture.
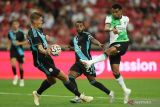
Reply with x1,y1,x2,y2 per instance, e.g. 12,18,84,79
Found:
0,0,160,107
0,0,160,50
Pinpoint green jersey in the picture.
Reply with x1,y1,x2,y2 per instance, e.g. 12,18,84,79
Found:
105,15,129,44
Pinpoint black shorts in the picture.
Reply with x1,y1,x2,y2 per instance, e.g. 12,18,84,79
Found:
10,50,24,63
37,56,60,77
109,42,129,64
70,62,96,77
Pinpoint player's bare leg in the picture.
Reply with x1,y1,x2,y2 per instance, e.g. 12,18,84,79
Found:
33,76,56,106
57,71,93,103
87,75,114,103
80,46,131,103
68,70,80,89
19,63,24,87
11,58,18,85
111,64,131,104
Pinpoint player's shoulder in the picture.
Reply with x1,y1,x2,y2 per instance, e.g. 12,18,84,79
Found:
18,29,25,36
28,28,38,37
28,28,32,34
83,31,93,40
18,29,24,33
8,30,15,36
8,30,12,38
28,28,33,36
122,15,129,21
106,14,112,17
83,31,92,36
105,14,112,23
8,30,12,34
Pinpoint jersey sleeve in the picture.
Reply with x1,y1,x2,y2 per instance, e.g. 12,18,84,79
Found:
105,15,112,24
83,32,93,41
20,31,25,41
28,29,42,46
125,16,129,27
87,33,93,40
126,16,129,23
8,33,11,40
69,38,74,47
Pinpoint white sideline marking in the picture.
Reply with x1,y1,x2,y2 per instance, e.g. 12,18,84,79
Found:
0,92,159,101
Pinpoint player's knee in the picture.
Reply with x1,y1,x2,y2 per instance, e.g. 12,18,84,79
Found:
105,47,116,55
11,64,16,68
111,66,119,74
69,71,79,78
69,75,76,81
19,64,23,69
104,49,109,55
47,79,56,85
11,61,16,66
56,71,68,82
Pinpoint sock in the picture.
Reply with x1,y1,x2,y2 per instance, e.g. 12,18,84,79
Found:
63,80,81,97
89,53,107,65
116,75,127,92
113,73,120,79
37,80,52,95
69,76,78,89
12,66,16,75
90,80,110,95
19,68,24,79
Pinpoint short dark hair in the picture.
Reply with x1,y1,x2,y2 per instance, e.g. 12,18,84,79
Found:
112,4,122,10
30,12,42,23
10,19,19,26
75,20,84,24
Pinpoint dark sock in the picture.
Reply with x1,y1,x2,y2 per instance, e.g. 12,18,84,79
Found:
37,80,52,95
63,80,81,97
113,73,120,79
19,68,24,79
12,66,16,75
90,80,110,95
104,52,108,57
69,76,78,89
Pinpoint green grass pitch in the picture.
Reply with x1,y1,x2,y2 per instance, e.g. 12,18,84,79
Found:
0,79,160,107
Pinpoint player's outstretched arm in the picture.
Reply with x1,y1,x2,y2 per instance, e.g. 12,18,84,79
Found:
90,37,104,48
105,23,118,34
60,45,74,51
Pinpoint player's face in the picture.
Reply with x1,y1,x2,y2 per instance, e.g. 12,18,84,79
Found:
33,17,43,28
12,21,19,30
75,23,85,33
111,8,122,19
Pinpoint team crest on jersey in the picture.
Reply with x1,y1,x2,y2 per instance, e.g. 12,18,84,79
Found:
49,68,53,72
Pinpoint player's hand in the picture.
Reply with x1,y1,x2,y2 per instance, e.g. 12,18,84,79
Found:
63,46,71,51
112,28,118,34
46,35,50,41
15,41,21,46
98,43,104,49
46,48,51,55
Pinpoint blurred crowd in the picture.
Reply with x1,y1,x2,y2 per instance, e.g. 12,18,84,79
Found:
0,0,160,50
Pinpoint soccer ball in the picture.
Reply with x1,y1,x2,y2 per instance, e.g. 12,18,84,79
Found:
50,44,61,56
